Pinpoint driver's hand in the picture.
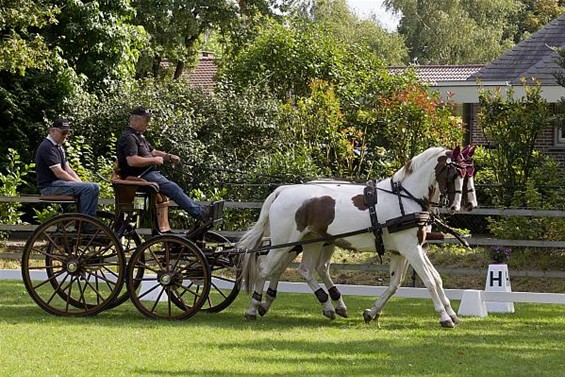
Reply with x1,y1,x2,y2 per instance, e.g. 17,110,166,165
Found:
169,154,181,164
154,156,164,165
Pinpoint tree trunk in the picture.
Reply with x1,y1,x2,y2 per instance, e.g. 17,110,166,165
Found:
174,61,184,79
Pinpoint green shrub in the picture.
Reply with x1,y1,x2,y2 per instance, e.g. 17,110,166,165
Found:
0,149,35,237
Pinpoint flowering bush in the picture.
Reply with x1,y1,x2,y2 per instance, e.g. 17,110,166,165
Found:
489,246,512,264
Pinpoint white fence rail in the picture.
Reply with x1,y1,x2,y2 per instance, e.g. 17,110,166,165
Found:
3,269,563,308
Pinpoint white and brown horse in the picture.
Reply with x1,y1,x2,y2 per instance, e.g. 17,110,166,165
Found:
238,146,474,328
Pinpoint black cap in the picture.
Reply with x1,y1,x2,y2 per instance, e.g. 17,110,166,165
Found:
52,118,70,130
131,106,152,117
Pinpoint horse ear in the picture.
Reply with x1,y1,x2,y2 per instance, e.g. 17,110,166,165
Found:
467,145,475,158
452,145,461,159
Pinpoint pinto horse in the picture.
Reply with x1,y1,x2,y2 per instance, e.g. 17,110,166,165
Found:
238,146,472,328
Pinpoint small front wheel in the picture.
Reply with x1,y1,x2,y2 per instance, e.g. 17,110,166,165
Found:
126,235,211,320
199,231,241,313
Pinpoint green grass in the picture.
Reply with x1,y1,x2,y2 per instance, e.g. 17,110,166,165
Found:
1,280,564,377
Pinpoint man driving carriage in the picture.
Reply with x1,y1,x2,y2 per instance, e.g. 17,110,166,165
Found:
116,106,213,223
35,118,100,217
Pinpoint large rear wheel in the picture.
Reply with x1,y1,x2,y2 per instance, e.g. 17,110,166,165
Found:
21,214,125,316
126,235,210,320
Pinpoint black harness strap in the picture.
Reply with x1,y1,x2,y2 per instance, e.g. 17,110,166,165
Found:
364,180,385,260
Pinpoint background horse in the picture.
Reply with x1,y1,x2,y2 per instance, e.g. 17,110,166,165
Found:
238,146,470,328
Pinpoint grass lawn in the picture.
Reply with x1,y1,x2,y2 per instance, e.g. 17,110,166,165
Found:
1,279,564,377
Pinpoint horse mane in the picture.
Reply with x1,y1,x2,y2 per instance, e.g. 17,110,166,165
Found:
393,147,447,182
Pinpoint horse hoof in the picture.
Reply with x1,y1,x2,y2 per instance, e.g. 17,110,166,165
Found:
335,308,348,318
323,310,336,320
363,309,374,324
258,306,268,317
450,315,461,325
245,313,257,321
440,319,455,328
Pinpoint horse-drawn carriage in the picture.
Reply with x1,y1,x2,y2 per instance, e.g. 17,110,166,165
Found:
20,174,240,320
21,145,477,327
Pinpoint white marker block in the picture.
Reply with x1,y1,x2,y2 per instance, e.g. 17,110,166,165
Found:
458,289,488,317
485,264,514,313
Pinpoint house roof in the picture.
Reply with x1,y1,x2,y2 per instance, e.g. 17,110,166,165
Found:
469,13,565,85
388,65,483,83
187,52,217,91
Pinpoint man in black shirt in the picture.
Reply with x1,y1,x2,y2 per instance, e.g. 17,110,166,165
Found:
116,106,210,221
35,119,99,216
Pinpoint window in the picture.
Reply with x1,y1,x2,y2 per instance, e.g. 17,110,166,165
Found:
555,117,565,146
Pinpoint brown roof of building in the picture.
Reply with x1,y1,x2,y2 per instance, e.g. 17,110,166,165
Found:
388,65,484,83
469,13,565,85
187,52,217,91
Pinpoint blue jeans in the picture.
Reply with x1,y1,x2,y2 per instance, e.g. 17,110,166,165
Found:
40,180,100,217
142,171,203,218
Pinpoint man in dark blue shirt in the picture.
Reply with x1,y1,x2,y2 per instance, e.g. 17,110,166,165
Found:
116,106,211,221
35,119,99,216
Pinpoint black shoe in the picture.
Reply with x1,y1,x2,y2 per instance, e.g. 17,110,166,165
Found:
200,205,214,222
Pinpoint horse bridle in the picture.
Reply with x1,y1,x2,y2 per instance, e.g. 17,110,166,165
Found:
434,155,467,209
374,149,470,216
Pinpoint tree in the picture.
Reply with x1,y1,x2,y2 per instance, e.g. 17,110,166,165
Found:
222,19,465,178
478,80,552,206
133,0,283,79
0,1,148,165
306,0,409,64
516,0,565,40
0,0,59,74
222,18,388,100
384,0,520,64
43,0,147,92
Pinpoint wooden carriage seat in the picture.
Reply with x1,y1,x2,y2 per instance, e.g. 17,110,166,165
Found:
39,194,78,203
39,195,79,213
110,174,171,234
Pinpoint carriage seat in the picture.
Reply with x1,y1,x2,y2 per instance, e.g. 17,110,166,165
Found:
110,174,171,234
39,194,78,203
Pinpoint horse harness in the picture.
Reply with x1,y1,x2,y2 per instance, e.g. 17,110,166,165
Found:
247,162,470,257
364,179,432,261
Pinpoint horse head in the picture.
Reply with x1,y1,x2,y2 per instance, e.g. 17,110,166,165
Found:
434,146,466,214
460,145,478,211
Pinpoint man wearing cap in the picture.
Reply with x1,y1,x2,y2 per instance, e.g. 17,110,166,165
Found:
35,119,100,216
116,106,211,221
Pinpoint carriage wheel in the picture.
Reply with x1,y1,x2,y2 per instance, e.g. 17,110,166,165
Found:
21,214,125,316
199,231,241,313
96,210,144,309
126,235,211,320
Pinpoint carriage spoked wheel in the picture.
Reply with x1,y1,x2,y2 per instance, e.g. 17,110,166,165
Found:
197,231,241,313
21,213,126,316
96,210,143,309
126,235,211,320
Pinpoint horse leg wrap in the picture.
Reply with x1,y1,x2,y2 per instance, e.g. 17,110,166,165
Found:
258,288,277,317
252,291,262,303
266,288,277,299
328,286,341,301
315,288,329,303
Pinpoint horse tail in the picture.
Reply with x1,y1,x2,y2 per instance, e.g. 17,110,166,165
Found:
238,188,281,293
